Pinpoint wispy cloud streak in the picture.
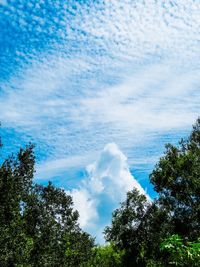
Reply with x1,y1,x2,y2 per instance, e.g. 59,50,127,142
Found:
0,0,200,181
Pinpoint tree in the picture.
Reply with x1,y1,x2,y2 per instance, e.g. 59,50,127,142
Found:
104,188,151,266
150,118,200,240
25,182,94,267
105,118,200,266
0,144,35,266
104,189,174,266
0,139,94,267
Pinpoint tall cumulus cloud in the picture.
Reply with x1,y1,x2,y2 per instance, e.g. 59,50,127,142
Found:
70,143,149,243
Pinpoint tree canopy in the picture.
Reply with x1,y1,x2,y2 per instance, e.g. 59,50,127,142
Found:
105,118,200,266
0,143,94,267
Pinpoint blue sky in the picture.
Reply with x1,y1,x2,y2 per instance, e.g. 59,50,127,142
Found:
1,0,200,242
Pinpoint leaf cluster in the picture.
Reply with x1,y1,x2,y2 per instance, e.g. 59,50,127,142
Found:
0,144,94,267
104,118,200,266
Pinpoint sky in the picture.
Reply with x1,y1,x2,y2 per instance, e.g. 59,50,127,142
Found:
1,0,200,243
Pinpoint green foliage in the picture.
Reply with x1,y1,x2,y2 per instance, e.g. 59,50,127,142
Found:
0,144,35,266
0,223,33,266
82,243,124,267
150,118,200,240
105,118,200,266
0,142,94,267
64,231,95,266
104,189,149,248
104,189,171,266
160,234,200,266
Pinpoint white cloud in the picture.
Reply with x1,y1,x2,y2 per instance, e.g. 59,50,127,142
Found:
1,0,200,219
36,154,95,180
78,0,200,60
1,0,200,164
70,188,98,230
69,143,149,243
